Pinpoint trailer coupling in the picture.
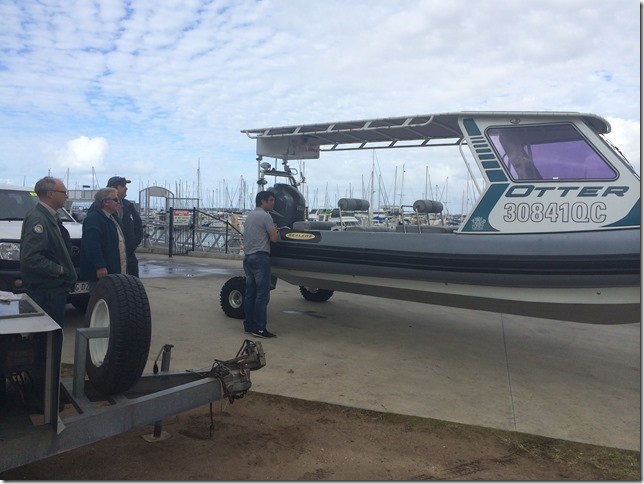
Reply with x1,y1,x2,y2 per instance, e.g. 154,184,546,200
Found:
190,339,266,403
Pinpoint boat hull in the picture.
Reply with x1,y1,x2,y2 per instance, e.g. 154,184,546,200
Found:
271,228,640,324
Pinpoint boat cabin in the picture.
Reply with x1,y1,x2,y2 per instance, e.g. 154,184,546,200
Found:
243,112,640,235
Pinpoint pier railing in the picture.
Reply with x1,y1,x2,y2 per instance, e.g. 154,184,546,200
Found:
143,208,244,256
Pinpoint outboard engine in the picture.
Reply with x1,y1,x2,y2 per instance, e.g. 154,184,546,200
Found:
268,183,306,228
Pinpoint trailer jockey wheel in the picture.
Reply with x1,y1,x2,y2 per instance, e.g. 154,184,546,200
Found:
84,274,151,395
220,276,246,319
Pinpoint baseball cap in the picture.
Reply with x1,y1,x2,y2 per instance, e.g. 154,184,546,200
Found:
107,176,131,187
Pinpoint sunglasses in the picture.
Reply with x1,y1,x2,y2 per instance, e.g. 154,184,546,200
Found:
50,190,68,195
105,198,120,202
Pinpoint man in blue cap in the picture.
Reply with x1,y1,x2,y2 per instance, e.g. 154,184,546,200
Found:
107,176,143,277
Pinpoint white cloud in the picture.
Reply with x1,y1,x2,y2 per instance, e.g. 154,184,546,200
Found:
604,117,641,172
56,136,109,171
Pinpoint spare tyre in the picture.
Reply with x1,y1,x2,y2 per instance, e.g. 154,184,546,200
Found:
84,274,151,394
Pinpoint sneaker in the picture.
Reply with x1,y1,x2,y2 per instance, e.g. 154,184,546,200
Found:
251,329,277,338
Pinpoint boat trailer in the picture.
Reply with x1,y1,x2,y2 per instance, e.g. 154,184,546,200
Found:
0,290,266,472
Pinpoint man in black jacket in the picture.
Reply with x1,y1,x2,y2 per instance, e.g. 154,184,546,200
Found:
20,176,77,327
107,176,143,277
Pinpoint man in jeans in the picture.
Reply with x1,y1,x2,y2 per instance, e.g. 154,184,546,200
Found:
243,191,278,338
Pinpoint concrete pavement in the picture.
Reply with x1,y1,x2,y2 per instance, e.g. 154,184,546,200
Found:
61,252,641,451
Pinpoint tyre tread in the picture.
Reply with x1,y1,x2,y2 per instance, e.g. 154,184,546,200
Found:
220,276,246,319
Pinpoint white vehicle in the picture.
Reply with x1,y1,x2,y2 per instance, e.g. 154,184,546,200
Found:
0,183,89,311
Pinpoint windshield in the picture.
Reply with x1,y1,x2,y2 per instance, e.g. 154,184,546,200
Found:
487,124,617,181
0,189,76,222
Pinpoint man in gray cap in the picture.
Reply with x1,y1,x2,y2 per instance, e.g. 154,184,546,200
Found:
107,176,143,277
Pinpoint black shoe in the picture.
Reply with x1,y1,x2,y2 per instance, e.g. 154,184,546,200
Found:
251,329,277,338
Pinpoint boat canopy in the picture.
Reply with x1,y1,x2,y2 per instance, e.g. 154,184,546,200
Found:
242,111,611,159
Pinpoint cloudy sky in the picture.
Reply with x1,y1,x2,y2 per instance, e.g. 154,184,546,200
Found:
0,0,640,212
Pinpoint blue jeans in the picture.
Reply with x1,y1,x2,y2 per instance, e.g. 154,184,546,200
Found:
243,253,271,332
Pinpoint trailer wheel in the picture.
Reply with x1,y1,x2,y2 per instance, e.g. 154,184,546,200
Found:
84,274,151,395
299,286,334,302
220,276,246,319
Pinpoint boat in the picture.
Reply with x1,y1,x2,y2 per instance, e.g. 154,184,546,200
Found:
311,208,362,229
236,112,640,325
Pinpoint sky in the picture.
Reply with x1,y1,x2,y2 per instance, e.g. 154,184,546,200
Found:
0,0,640,213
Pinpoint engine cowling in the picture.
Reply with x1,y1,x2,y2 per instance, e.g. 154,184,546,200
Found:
268,184,307,228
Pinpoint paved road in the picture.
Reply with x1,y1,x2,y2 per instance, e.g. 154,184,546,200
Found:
61,252,641,451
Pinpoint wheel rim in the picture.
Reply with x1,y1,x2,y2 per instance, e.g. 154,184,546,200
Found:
88,298,111,366
305,287,319,294
229,289,243,309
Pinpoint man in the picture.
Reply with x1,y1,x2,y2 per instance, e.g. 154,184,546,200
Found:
20,176,77,327
107,176,143,277
243,191,279,338
80,187,126,285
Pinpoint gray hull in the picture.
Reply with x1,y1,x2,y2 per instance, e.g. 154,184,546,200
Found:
271,227,640,324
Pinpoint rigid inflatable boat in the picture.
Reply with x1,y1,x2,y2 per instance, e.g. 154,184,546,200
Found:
241,112,640,324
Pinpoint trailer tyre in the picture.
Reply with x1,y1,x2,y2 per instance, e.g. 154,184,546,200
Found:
84,274,151,395
220,276,246,319
299,286,334,302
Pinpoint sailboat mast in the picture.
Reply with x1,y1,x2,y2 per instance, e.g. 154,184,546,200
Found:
369,151,375,225
399,163,405,206
424,166,428,200
197,158,201,208
393,166,398,208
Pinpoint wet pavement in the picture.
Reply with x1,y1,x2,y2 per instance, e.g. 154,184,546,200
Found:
138,255,236,278
61,252,641,451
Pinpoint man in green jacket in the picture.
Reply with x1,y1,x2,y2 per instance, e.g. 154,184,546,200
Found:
20,176,77,327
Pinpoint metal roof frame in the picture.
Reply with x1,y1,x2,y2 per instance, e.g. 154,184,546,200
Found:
242,111,611,155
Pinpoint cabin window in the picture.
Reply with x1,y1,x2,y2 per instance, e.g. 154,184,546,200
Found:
487,124,617,181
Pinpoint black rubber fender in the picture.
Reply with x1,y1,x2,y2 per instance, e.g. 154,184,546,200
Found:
84,274,151,395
